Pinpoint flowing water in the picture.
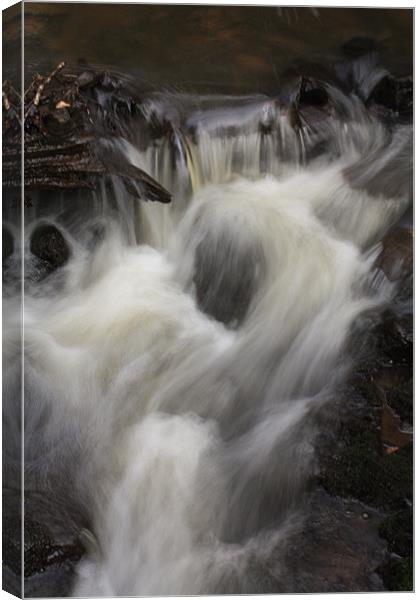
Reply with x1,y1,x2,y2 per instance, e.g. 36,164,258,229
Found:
3,38,413,596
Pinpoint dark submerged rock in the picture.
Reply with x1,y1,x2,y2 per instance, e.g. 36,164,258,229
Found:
30,223,71,274
299,84,329,108
368,75,413,117
193,234,263,328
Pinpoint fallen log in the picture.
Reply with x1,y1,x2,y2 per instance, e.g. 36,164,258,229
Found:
2,63,172,203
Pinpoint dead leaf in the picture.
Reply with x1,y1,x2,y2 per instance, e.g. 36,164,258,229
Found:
56,100,70,109
380,400,412,455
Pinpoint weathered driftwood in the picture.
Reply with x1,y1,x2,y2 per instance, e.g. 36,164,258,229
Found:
2,63,171,203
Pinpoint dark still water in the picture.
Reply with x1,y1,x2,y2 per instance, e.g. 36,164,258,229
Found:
4,4,413,92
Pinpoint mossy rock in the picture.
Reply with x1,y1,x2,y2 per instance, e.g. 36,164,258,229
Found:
379,508,413,557
320,421,412,509
386,375,413,424
379,557,413,591
373,310,413,368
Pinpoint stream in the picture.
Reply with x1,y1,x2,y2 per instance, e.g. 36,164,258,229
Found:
2,5,413,597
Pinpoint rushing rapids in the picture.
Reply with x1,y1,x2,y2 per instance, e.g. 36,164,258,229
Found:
2,55,412,595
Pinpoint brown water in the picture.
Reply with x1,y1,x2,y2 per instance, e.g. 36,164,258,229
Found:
3,4,413,93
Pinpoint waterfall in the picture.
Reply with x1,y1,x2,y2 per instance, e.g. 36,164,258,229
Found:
3,75,411,595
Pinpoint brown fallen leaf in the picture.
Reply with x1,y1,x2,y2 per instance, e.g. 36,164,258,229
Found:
383,444,400,456
380,400,412,455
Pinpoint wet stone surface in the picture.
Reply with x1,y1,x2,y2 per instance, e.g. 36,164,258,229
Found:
284,488,387,592
3,488,87,597
29,223,71,273
314,224,413,591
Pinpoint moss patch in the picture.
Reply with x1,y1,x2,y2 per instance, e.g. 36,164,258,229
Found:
320,420,412,509
379,557,413,592
379,508,413,557
386,375,413,424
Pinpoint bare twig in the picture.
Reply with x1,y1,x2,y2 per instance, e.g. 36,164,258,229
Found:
33,61,66,107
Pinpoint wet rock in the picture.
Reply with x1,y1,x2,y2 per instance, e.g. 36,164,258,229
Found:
3,489,85,587
24,518,84,578
379,507,413,558
379,395,412,455
3,225,14,260
368,75,413,117
379,371,413,425
193,234,263,328
287,76,329,112
20,489,87,596
341,36,377,59
316,300,413,591
317,390,413,591
374,310,413,368
369,76,398,111
283,488,387,592
24,561,80,598
319,410,412,510
377,556,413,592
299,84,329,108
30,223,71,274
315,247,413,590
375,227,413,302
75,70,99,90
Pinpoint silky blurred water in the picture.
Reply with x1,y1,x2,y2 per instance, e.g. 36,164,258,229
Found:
2,4,413,596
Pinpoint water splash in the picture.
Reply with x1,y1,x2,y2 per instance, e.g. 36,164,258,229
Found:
3,72,411,595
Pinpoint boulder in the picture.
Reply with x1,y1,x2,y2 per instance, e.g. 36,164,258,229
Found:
368,75,413,117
